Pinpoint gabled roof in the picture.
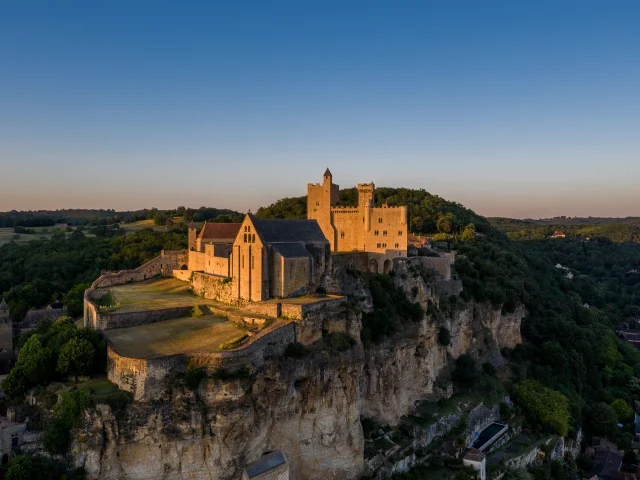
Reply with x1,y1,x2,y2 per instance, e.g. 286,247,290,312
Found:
273,243,312,259
251,217,327,244
198,222,242,241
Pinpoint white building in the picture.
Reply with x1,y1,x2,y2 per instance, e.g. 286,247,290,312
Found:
463,448,486,480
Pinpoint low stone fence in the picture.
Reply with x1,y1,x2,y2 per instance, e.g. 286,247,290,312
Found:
83,250,187,329
107,320,296,401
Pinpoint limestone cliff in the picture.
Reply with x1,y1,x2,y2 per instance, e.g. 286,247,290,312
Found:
74,300,523,480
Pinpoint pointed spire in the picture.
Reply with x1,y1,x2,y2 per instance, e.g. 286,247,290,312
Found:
323,168,332,178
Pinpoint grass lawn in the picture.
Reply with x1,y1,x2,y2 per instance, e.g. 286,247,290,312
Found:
120,218,200,235
98,277,202,313
77,376,119,395
105,314,246,358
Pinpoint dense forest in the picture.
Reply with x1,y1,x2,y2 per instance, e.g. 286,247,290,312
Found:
0,206,243,228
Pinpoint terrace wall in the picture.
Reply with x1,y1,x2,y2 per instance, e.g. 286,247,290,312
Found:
83,250,187,329
190,272,234,304
107,320,296,401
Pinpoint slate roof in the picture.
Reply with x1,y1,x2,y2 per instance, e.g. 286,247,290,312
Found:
252,217,327,244
273,243,312,259
244,451,287,478
324,167,332,177
198,222,241,241
22,308,66,328
590,449,623,480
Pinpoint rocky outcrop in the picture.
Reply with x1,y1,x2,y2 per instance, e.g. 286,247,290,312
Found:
75,352,365,480
74,263,525,480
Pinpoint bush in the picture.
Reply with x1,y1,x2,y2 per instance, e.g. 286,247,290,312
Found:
183,364,206,391
43,389,94,455
438,326,451,346
513,379,570,436
322,332,356,354
452,354,478,388
284,342,310,359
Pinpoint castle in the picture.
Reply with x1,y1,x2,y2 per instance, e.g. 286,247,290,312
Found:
183,169,409,302
307,169,408,259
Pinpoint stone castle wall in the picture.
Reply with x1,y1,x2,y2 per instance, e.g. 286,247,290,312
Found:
190,272,234,304
107,320,296,401
84,251,187,329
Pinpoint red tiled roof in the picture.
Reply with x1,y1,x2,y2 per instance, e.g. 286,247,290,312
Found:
198,222,241,241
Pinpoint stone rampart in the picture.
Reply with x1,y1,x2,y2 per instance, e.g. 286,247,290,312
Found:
190,272,234,304
84,251,188,328
107,320,296,401
416,256,452,281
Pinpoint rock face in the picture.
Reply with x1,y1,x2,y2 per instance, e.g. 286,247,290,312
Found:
74,271,524,479
75,353,365,480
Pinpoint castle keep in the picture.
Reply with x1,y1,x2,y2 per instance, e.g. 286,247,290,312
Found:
182,169,409,302
307,169,408,270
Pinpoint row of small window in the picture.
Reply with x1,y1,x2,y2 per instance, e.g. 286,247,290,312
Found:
376,243,401,249
373,230,403,236
244,233,256,243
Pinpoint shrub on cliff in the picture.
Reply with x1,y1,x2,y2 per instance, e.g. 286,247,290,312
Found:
361,274,424,346
43,389,94,455
183,363,206,391
437,326,451,346
284,342,310,359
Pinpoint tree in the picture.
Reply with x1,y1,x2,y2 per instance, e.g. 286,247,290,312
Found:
57,337,95,379
461,223,476,241
452,354,478,388
610,399,633,422
63,283,91,318
5,455,57,480
513,380,570,436
587,403,618,436
16,335,51,384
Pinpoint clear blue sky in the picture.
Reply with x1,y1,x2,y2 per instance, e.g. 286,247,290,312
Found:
1,1,639,218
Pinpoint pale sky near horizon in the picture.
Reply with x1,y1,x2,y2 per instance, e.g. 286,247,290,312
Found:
1,1,639,219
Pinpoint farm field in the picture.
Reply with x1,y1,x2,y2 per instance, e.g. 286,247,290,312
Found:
105,314,245,358
0,226,71,245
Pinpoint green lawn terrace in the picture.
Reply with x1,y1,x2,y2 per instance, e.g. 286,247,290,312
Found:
95,276,287,359
104,314,249,359
95,277,202,313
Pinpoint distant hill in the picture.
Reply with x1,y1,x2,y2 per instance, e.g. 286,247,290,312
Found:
489,216,640,243
0,207,243,228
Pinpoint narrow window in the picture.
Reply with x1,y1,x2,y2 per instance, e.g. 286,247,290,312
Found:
398,231,402,236
244,233,247,243
252,256,255,269
316,201,320,206
252,234,255,243
378,217,382,223
383,230,387,236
